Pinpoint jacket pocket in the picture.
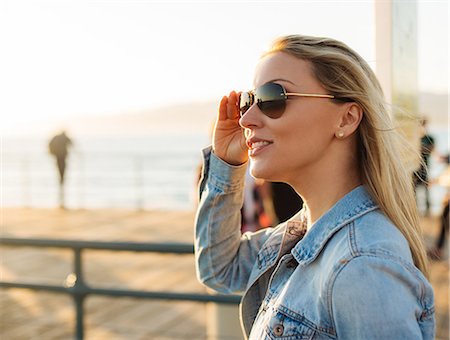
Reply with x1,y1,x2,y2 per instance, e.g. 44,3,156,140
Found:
265,307,315,340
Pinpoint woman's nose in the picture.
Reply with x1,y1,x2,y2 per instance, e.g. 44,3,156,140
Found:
239,104,262,129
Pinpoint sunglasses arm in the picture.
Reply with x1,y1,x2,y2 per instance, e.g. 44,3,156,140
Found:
286,92,335,99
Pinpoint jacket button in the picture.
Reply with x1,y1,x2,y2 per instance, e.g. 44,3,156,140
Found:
273,324,284,336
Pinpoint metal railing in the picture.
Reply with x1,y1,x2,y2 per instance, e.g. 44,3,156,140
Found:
0,237,241,339
3,149,199,210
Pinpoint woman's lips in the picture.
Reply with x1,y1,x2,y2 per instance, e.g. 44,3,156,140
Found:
247,139,273,157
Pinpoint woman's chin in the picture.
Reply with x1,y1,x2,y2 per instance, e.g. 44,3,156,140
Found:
249,162,273,181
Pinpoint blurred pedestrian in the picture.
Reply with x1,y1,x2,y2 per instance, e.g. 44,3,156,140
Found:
195,35,434,338
48,131,73,208
414,117,435,215
270,182,303,224
241,170,273,232
428,154,449,260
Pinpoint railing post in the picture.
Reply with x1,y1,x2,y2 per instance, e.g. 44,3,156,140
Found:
75,248,84,340
65,248,87,340
75,293,85,340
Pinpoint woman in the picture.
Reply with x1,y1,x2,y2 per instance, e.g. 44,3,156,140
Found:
195,35,435,339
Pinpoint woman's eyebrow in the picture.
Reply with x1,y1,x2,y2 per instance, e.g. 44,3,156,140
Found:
266,78,297,86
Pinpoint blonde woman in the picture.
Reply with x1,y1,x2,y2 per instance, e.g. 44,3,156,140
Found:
195,35,435,339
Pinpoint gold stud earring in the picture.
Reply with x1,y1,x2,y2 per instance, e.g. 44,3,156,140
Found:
337,131,345,138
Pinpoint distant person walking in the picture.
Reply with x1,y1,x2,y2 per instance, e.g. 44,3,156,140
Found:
414,117,435,215
48,131,73,208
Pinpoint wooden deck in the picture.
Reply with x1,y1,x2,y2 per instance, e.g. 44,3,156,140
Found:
0,208,215,340
0,208,448,339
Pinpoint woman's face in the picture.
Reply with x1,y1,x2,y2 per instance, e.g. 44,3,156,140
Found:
240,52,346,184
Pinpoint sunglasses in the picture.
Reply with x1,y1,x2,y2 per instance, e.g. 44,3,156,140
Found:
239,82,336,119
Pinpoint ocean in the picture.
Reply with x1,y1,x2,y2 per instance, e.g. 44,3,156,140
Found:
2,126,448,213
2,132,210,210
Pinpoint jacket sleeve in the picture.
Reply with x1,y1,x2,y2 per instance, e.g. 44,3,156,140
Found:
194,146,274,294
331,255,435,339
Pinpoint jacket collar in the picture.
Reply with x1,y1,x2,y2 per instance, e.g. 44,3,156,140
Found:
291,185,378,265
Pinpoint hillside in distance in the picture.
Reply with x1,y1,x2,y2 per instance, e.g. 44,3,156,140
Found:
41,92,447,137
63,100,218,136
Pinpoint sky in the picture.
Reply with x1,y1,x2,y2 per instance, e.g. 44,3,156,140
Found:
0,0,448,136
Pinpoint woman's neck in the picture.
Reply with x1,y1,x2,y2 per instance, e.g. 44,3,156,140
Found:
301,179,362,226
291,148,362,226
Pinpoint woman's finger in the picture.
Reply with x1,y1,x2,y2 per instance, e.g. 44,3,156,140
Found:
218,95,228,121
227,91,239,120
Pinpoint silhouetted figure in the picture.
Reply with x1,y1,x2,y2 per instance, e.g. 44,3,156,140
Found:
413,118,435,215
48,131,72,208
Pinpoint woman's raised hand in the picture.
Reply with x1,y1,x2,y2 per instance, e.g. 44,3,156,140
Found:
212,91,248,165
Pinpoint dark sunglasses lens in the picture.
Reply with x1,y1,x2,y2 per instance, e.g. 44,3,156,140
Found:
255,83,286,118
239,92,252,117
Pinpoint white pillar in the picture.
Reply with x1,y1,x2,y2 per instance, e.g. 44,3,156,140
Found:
375,0,421,170
375,0,393,105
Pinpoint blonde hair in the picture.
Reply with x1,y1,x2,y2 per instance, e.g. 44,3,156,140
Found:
266,35,429,277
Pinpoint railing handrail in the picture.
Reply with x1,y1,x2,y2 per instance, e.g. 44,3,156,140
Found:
0,237,194,253
0,236,241,340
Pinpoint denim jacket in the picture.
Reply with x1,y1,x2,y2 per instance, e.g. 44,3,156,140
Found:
195,147,435,339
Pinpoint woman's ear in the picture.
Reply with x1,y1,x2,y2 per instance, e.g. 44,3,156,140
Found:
335,103,363,139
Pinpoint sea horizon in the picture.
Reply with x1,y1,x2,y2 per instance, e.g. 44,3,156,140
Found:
2,124,448,214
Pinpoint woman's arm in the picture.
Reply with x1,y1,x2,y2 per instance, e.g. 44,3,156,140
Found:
195,147,274,294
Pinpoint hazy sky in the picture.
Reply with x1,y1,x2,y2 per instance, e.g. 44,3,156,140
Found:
1,0,448,135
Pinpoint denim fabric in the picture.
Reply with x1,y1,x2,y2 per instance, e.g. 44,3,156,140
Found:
195,147,435,339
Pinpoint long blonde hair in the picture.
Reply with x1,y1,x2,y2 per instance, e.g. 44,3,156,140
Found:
266,35,429,277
